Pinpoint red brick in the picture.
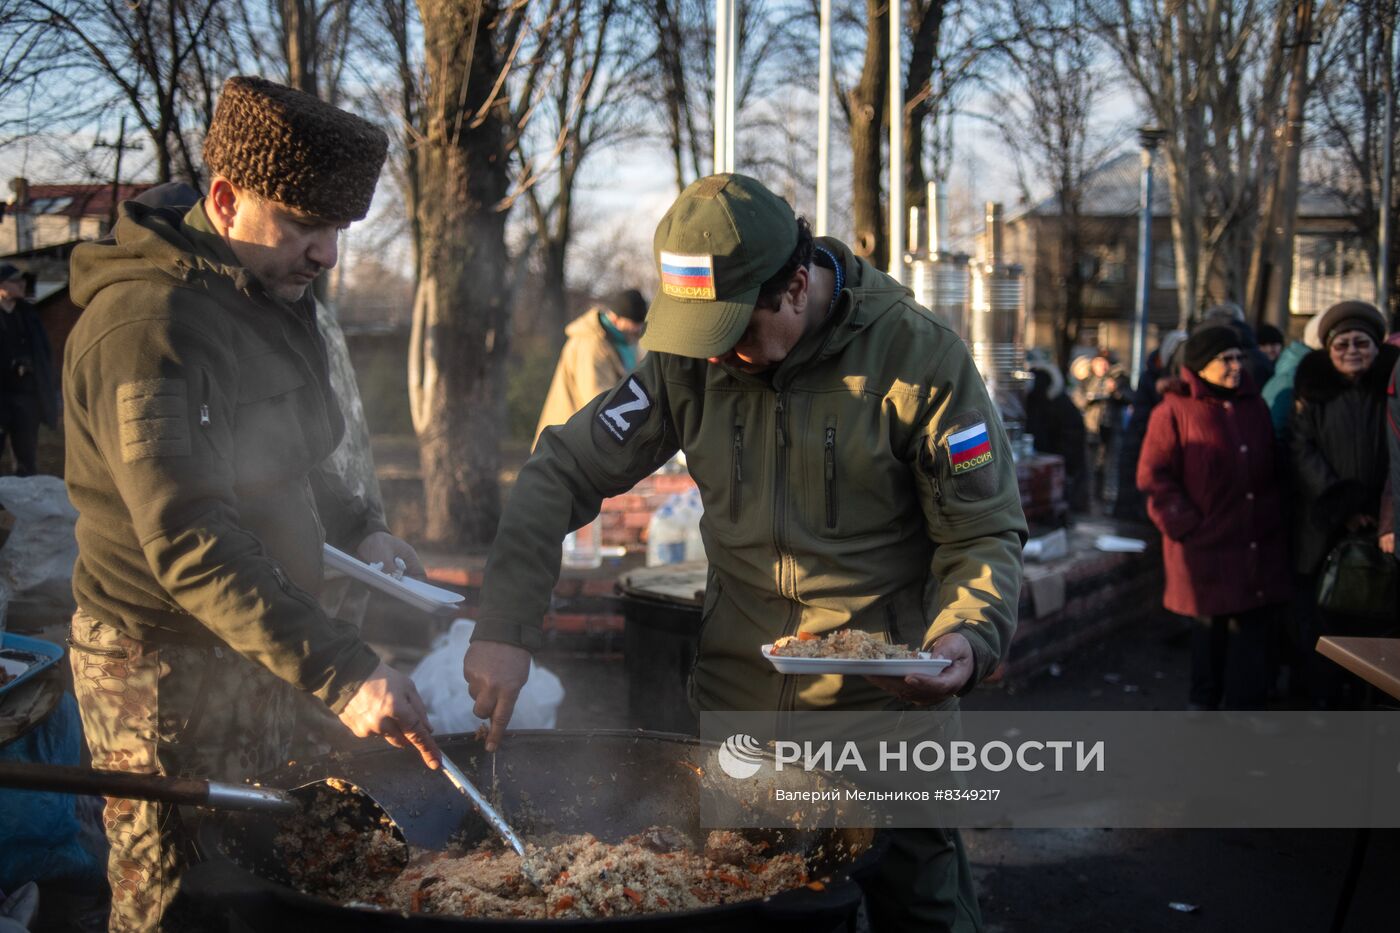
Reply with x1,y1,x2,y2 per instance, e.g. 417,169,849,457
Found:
623,511,652,529
581,578,618,598
544,613,590,633
425,567,477,587
586,613,625,633
601,495,646,512
649,474,699,493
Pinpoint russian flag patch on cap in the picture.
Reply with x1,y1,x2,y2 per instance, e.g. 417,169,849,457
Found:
660,251,717,300
947,421,993,474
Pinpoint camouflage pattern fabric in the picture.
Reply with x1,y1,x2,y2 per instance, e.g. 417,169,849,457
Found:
69,612,297,932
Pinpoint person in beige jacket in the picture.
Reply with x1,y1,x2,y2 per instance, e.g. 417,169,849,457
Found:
534,289,647,444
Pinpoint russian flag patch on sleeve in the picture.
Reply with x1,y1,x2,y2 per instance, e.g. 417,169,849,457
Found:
947,421,993,474
659,252,717,300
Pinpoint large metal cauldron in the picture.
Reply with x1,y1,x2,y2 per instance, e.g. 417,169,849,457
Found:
187,730,886,932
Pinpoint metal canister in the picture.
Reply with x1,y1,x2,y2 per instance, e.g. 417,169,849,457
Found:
969,202,1031,441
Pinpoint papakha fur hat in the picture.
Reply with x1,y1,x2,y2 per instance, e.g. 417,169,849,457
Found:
203,76,388,223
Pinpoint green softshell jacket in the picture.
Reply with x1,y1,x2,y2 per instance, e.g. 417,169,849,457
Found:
63,200,384,712
479,239,1027,712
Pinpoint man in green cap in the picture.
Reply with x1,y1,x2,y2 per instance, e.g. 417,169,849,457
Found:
465,173,1025,931
65,76,440,931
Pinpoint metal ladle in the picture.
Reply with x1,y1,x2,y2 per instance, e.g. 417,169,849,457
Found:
438,752,546,889
0,760,412,874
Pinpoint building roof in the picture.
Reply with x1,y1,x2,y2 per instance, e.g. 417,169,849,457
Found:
1015,150,1353,221
10,182,157,219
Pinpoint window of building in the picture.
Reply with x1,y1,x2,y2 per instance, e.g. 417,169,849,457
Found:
1152,240,1177,290
1090,244,1127,285
1290,234,1374,316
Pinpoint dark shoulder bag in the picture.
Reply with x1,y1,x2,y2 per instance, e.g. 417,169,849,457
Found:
1316,534,1399,633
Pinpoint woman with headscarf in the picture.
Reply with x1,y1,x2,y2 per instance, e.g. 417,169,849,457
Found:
1137,325,1290,709
1291,302,1398,689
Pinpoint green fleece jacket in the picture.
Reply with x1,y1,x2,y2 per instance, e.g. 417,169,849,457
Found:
63,200,383,712
479,239,1027,712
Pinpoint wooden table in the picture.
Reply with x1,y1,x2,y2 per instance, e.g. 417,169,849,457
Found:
1315,636,1400,702
1313,635,1400,932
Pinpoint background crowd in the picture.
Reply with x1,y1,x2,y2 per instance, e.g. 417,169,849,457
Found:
1027,300,1400,711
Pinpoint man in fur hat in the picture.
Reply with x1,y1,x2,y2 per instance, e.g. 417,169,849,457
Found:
63,76,440,931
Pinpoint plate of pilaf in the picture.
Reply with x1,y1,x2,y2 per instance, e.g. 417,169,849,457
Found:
762,629,951,676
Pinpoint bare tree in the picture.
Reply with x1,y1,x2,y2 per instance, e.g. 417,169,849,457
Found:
811,0,986,267
222,1,361,100
846,0,891,265
0,1,93,147
518,0,646,334
991,0,1118,370
1311,0,1400,319
1093,0,1294,328
643,0,713,190
402,0,602,544
1247,0,1343,329
22,0,237,183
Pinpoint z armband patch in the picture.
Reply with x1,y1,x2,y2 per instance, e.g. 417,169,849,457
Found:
596,376,653,445
117,379,192,462
936,411,1000,500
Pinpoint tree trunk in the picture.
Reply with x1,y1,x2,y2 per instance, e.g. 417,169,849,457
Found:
902,1,946,214
281,0,318,95
1059,215,1087,372
541,237,570,334
654,0,690,190
410,0,513,547
850,0,889,267
1262,0,1317,331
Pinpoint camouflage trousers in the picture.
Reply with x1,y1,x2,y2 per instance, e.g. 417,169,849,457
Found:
69,612,297,933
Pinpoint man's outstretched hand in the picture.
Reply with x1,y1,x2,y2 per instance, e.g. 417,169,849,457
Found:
866,631,976,706
357,531,426,580
338,660,442,769
462,640,532,752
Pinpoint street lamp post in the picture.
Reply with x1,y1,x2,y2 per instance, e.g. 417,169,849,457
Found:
1379,8,1395,313
888,0,904,280
817,0,832,235
1131,127,1166,391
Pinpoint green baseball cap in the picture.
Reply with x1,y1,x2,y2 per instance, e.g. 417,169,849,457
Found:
641,173,798,358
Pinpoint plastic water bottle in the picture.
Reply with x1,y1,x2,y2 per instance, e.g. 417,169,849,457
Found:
646,503,688,566
680,489,706,561
561,519,603,570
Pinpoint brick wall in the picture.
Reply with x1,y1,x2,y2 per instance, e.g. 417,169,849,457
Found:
597,472,698,548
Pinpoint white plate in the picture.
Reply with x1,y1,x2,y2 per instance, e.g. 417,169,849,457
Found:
761,644,952,677
322,544,465,614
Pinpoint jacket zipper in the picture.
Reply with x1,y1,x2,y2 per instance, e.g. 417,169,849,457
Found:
884,602,899,643
773,392,790,597
824,426,837,528
773,390,800,713
730,425,744,522
199,369,211,428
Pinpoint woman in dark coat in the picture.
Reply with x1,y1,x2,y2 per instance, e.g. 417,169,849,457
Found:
1025,359,1089,512
1291,301,1397,670
1137,326,1290,709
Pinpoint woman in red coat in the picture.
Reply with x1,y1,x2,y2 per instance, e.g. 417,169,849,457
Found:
1137,325,1290,709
